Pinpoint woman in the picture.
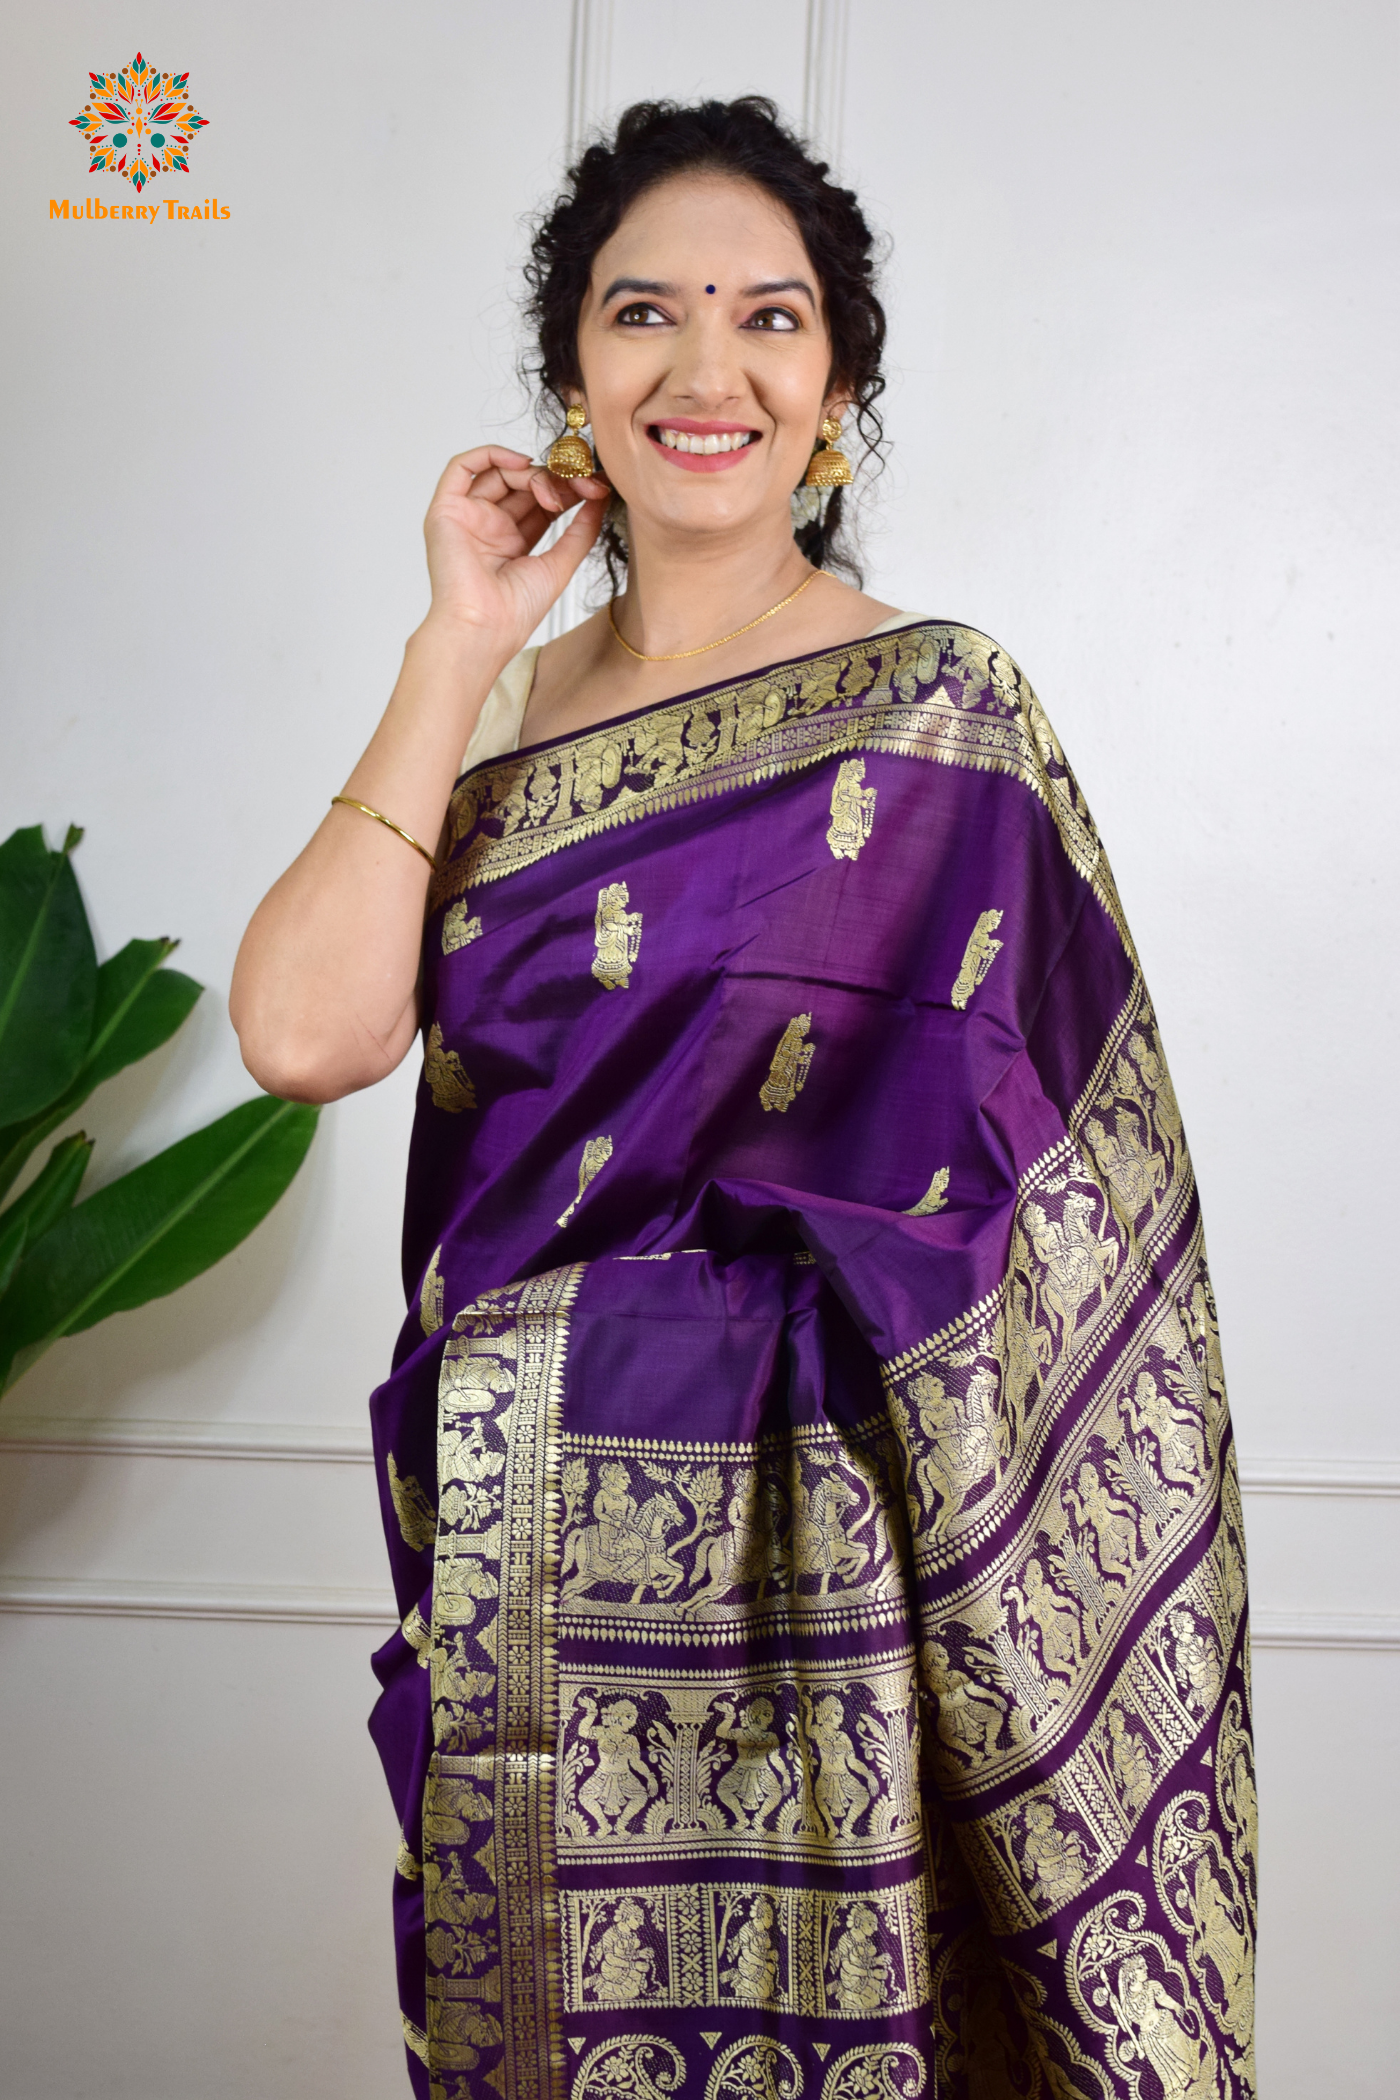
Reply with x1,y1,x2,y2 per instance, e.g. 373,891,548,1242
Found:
233,98,1255,2100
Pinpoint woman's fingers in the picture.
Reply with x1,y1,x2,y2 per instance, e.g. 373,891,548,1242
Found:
429,448,608,527
525,494,608,596
427,446,531,510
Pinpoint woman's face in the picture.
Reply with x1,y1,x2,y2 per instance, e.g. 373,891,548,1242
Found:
574,172,840,550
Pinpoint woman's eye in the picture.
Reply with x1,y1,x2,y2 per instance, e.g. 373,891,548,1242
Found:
744,307,800,332
615,302,670,327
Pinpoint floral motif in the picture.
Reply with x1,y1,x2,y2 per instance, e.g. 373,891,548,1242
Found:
69,52,208,192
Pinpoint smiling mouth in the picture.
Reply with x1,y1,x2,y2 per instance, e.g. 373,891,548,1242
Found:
650,425,758,455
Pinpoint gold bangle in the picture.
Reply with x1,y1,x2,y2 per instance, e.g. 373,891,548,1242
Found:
330,795,438,870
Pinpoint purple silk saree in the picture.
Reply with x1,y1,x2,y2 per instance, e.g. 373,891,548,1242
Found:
367,620,1256,2100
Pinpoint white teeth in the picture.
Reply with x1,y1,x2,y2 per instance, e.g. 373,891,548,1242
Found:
658,429,752,453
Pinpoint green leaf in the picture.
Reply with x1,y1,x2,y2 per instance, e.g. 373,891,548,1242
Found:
0,1095,318,1392
0,1134,93,1297
0,826,98,1123
84,941,202,1090
0,942,203,1201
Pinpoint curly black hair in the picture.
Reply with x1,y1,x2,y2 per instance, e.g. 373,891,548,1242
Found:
523,95,887,589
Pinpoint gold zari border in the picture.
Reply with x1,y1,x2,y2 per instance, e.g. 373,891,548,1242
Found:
434,623,1132,951
559,1870,932,2019
424,1265,581,2100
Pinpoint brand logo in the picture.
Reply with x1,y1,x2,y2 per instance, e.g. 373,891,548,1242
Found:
69,51,207,194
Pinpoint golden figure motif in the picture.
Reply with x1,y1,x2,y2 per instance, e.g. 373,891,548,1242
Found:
951,909,1004,1009
557,1134,614,1228
909,1366,1000,1517
1165,1608,1222,1717
684,1470,790,1612
719,1893,782,2004
1111,1955,1215,2099
1129,1032,1185,1164
440,1329,517,1413
1087,1102,1167,1221
760,1013,815,1113
1003,1557,1085,1683
793,1467,871,1593
584,1894,658,2003
575,1696,659,1835
800,1690,879,1839
904,1164,950,1216
714,1697,788,1828
1106,1706,1157,1814
826,756,877,860
441,901,482,954
828,1902,893,2011
419,1243,444,1336
1020,1189,1120,1353
1216,1693,1258,1878
401,1603,432,1662
561,1464,690,1602
1018,1799,1090,1906
387,1450,436,1552
424,1021,476,1112
592,881,643,989
923,1638,1009,1763
431,1629,494,1709
1121,1369,1206,1487
1064,1459,1141,1585
1184,1856,1253,2034
1153,1792,1255,2055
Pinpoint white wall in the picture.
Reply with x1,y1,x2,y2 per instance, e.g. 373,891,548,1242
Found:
1,3,1395,2095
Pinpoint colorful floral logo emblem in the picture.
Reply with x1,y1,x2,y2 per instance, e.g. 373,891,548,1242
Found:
70,53,208,194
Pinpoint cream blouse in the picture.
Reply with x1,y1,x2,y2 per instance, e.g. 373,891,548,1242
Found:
459,611,923,775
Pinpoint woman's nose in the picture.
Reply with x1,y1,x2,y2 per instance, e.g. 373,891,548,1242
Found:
668,315,746,408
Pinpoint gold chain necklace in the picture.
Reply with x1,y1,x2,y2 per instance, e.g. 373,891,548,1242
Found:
607,569,818,662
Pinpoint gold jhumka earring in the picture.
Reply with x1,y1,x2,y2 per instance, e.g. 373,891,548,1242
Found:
545,402,596,478
803,415,853,488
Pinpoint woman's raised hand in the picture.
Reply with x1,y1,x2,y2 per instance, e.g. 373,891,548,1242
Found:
230,445,608,1105
422,445,609,657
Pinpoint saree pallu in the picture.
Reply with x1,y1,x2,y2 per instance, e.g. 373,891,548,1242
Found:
367,621,1257,2100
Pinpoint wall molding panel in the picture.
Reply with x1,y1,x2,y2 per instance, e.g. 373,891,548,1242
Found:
1251,1612,1400,1652
803,0,850,163
0,1574,1395,1648
566,0,614,155
0,1574,397,1625
4,1416,1397,1495
1236,1455,1400,1498
0,1415,375,1463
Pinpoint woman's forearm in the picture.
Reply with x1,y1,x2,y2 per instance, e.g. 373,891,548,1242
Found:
230,617,506,1102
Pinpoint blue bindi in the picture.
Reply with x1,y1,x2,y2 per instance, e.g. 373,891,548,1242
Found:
705,284,716,294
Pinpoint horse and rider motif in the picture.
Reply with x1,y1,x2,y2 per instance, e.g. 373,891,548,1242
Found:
558,1444,900,1612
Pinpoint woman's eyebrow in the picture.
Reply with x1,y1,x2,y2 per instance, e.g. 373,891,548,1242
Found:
742,278,817,304
600,276,676,303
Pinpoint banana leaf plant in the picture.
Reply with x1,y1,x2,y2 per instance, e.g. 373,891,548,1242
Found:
0,823,318,1395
